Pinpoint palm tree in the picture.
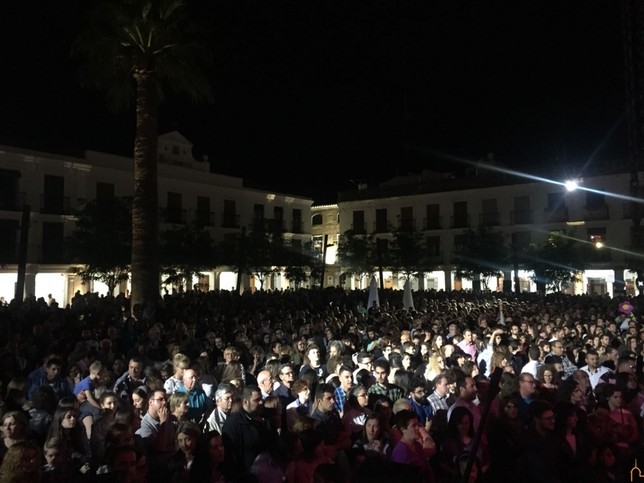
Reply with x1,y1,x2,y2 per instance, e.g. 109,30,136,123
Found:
74,0,212,311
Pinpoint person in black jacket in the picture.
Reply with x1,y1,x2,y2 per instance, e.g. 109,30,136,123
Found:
221,385,276,481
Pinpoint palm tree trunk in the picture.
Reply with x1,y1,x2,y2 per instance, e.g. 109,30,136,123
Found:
130,69,160,312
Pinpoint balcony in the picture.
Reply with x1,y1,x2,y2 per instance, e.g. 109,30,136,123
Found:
479,212,500,227
373,221,390,234
221,213,239,229
291,220,304,234
451,215,470,229
544,207,568,223
40,195,71,215
0,192,25,211
352,222,367,234
510,210,533,225
162,207,187,224
194,210,215,226
423,216,442,230
397,218,416,231
584,204,609,221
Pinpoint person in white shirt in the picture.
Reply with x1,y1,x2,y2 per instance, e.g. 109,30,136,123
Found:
520,345,542,379
580,349,610,390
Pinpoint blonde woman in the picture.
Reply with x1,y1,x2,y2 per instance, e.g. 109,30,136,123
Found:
423,354,445,385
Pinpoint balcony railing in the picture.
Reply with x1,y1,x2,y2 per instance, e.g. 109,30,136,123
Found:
584,205,609,221
544,207,568,223
479,212,500,227
423,216,442,230
373,221,389,233
40,195,71,215
194,210,215,226
510,210,533,225
221,213,239,229
397,218,416,231
291,220,304,234
0,192,25,211
162,207,187,224
352,222,366,234
451,215,470,229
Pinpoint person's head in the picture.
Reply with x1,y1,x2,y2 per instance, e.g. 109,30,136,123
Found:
182,368,198,392
127,357,144,380
176,421,201,456
585,349,600,370
392,398,412,414
105,422,135,449
2,411,27,440
603,384,623,410
148,390,168,417
447,406,474,438
43,436,66,467
241,385,264,415
499,395,519,419
107,445,137,483
363,413,385,443
49,397,79,434
100,390,118,414
1,440,41,476
554,401,578,433
256,370,273,395
393,409,420,442
304,345,321,366
44,357,63,382
557,378,582,405
537,364,557,386
456,374,478,402
357,352,373,370
372,358,390,386
131,386,149,412
518,373,537,398
205,430,225,464
169,391,190,418
338,365,353,391
215,383,234,413
433,374,450,397
313,384,335,414
530,399,555,434
172,353,190,377
89,360,104,380
277,363,295,388
409,378,426,404
292,379,311,404
223,346,240,363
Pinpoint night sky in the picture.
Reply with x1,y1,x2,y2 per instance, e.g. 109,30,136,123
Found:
0,1,626,204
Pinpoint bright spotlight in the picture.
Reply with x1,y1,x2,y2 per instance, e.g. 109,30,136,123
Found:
565,180,579,192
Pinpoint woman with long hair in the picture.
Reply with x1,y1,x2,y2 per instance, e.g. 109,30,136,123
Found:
553,401,593,481
423,354,445,386
537,363,559,404
438,406,485,480
169,391,190,425
45,397,90,472
0,440,42,483
353,413,389,459
130,386,148,431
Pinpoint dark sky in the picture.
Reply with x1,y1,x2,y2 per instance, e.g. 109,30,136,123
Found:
0,1,626,204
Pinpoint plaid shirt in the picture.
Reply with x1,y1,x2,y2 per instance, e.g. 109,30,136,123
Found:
334,386,349,414
368,382,404,402
427,390,450,413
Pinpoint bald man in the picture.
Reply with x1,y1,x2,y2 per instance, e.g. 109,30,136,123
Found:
257,369,274,399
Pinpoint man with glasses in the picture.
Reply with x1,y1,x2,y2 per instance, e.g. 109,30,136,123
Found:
408,377,433,432
517,400,560,481
544,340,578,380
135,389,176,481
352,351,373,384
274,363,296,406
514,373,538,429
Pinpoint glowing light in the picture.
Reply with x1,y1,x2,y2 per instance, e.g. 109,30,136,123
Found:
565,180,579,191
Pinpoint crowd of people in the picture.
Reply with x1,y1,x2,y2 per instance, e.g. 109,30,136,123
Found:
0,287,641,482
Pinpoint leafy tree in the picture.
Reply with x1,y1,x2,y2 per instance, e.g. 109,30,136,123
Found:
160,222,216,292
66,197,132,295
74,0,213,310
283,240,320,288
389,228,426,279
336,230,377,283
453,226,507,290
526,230,590,292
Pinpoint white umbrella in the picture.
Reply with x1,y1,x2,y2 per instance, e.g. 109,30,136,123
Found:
367,275,379,309
403,279,414,310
